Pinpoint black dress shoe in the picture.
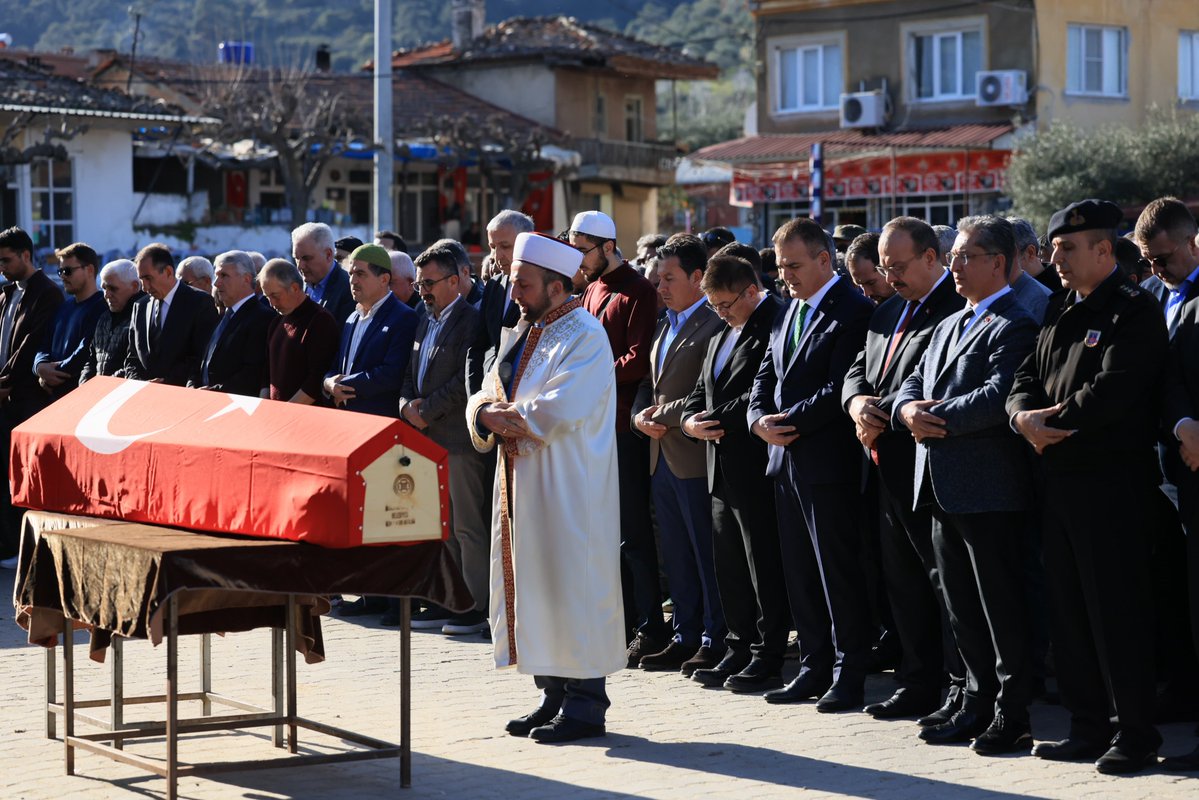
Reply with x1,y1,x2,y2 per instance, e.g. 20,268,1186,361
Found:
1162,743,1199,771
640,641,696,671
1095,732,1158,774
971,713,1033,755
919,709,992,744
505,707,557,737
865,689,940,720
918,691,963,727
764,672,830,705
680,645,723,678
1032,737,1109,762
723,659,783,693
529,714,606,743
626,631,664,669
692,652,751,688
816,683,864,713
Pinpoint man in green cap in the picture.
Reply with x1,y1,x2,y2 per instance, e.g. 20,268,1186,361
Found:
322,243,418,417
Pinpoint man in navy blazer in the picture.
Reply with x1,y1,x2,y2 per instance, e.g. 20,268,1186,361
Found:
324,244,417,417
125,242,219,386
193,250,273,397
748,217,873,711
895,215,1038,755
842,217,966,723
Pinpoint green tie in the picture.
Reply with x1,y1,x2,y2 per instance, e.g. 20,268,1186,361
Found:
785,301,809,361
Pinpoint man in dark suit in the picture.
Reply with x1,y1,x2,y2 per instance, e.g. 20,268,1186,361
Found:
323,244,417,417
192,250,273,397
843,217,965,722
0,226,64,567
1009,199,1167,774
895,215,1038,754
479,211,536,374
292,222,354,324
681,253,789,692
747,217,873,711
1139,198,1199,771
124,242,219,386
630,234,726,676
397,244,490,634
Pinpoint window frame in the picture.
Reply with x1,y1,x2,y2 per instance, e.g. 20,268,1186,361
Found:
1181,30,1199,101
1066,23,1128,98
767,32,846,116
624,95,643,143
29,157,74,251
900,16,986,105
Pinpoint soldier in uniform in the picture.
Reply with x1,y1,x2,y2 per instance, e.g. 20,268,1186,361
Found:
1007,199,1166,774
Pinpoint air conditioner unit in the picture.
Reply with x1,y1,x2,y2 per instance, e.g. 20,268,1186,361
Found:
840,91,886,129
976,70,1028,106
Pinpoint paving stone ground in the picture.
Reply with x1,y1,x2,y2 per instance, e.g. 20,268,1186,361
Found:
2,576,1197,799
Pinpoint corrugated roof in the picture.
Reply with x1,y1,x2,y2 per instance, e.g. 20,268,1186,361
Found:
692,123,1015,164
390,15,718,80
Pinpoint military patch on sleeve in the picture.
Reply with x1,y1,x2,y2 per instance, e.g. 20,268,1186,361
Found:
1118,284,1141,298
1084,329,1102,348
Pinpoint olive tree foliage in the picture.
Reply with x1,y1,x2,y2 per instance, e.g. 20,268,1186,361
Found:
1007,109,1199,231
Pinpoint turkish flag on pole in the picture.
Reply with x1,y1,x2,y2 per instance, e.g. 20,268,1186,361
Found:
10,377,449,547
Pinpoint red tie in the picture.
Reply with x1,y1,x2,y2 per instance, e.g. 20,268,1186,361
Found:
882,301,916,374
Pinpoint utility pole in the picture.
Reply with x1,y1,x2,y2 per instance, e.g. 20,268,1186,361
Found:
373,0,394,235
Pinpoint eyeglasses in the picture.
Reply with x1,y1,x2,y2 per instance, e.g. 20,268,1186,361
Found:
947,250,1001,266
57,265,87,277
417,274,455,291
574,243,600,257
875,257,917,277
705,284,750,313
1138,244,1180,273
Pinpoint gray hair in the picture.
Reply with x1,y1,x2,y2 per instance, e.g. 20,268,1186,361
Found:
428,238,471,272
1005,216,1040,254
291,222,334,253
957,215,1017,275
177,256,214,282
100,258,138,284
389,250,416,281
932,225,956,258
487,210,534,234
214,250,257,280
246,251,267,273
260,258,303,289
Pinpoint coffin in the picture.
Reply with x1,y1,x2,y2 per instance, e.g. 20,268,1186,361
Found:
10,377,449,547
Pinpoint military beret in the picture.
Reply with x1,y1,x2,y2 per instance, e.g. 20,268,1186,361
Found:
348,243,392,272
1047,199,1124,240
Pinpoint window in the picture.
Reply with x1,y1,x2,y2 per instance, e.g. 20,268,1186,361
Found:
913,29,981,100
775,42,843,112
594,94,606,136
1067,24,1127,97
1182,31,1199,100
30,158,73,250
625,96,643,142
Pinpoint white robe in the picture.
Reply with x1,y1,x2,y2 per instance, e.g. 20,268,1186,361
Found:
466,303,625,679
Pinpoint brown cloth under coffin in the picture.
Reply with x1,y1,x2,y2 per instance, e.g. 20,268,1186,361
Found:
13,512,473,664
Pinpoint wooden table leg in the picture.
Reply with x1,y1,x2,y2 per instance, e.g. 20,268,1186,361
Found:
63,616,74,775
166,596,179,800
45,646,56,739
111,637,124,750
271,627,284,747
401,598,411,788
285,594,297,754
200,633,212,716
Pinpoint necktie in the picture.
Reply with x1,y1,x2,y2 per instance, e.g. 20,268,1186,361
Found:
150,298,163,341
882,301,916,374
1166,280,1191,332
784,301,810,362
950,309,975,350
202,309,232,385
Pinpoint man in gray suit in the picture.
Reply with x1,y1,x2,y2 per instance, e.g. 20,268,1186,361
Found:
398,244,488,635
895,215,1039,755
631,234,726,676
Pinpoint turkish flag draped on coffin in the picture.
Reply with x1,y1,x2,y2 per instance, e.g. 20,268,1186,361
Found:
9,377,449,547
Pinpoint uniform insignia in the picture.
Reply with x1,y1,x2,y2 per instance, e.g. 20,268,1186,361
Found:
1068,210,1085,226
1118,284,1140,297
1084,329,1101,348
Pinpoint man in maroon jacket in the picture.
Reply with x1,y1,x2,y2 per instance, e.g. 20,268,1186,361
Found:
571,211,667,664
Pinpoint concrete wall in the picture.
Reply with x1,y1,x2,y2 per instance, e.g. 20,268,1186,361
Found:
555,70,658,141
1035,0,1199,129
755,0,1036,134
435,63,557,128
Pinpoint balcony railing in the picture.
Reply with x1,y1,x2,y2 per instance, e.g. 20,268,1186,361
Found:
572,138,680,173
